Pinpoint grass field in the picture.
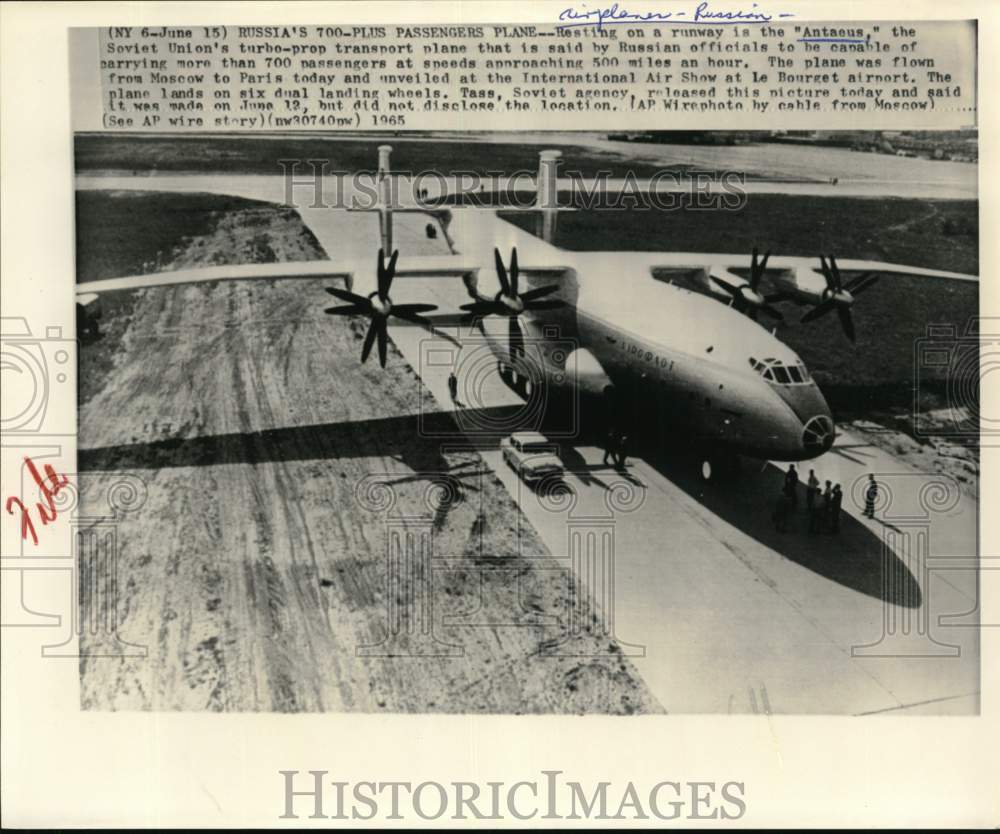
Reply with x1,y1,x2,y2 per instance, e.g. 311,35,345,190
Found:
500,193,979,274
501,194,979,422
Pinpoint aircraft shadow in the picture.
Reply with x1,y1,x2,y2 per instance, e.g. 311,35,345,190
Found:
640,442,923,609
79,401,921,608
78,406,519,472
78,406,526,532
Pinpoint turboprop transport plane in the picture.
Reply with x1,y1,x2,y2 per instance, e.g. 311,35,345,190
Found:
75,145,978,476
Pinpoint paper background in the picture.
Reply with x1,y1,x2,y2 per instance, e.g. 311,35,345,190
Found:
1,0,996,827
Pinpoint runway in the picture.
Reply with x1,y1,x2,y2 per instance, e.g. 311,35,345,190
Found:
76,167,976,203
82,132,978,199
75,178,979,714
384,215,980,715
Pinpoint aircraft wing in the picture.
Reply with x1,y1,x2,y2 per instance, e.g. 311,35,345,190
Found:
788,257,977,281
634,252,977,281
75,255,483,300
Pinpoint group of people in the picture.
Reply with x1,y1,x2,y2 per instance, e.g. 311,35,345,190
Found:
772,465,879,534
773,465,840,534
602,426,630,470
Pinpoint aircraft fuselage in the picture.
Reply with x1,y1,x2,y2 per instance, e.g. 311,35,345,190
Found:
476,252,836,462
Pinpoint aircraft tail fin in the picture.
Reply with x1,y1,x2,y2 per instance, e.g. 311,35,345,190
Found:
377,144,394,254
535,149,561,244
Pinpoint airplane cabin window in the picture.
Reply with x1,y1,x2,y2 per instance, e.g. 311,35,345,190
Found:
750,357,811,385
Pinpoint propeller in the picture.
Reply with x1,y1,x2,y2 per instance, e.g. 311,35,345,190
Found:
324,248,438,368
799,255,879,342
711,248,784,321
459,247,563,323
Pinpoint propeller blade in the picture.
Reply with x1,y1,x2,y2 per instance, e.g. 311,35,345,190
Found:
510,247,519,297
819,256,837,292
711,276,742,296
523,299,565,312
494,247,510,296
324,305,362,316
376,248,398,301
765,291,796,304
843,271,871,291
508,316,524,361
828,255,843,289
325,287,367,305
376,248,387,300
845,272,878,292
376,316,389,368
391,312,462,347
850,275,880,296
361,319,378,363
801,298,837,323
758,304,784,322
459,300,499,314
837,306,856,342
751,247,758,280
519,284,559,302
753,250,771,290
390,303,438,317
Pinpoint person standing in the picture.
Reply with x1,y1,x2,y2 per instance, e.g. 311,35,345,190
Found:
784,464,799,510
864,474,878,518
822,480,833,529
602,426,619,467
830,484,843,533
615,432,630,470
447,372,458,404
806,469,820,512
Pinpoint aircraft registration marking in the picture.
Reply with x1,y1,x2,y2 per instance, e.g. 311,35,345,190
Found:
622,340,674,371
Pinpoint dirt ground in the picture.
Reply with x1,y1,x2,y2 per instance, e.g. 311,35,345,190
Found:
846,414,979,501
77,195,662,713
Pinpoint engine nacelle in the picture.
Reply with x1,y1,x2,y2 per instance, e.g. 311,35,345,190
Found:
563,347,613,398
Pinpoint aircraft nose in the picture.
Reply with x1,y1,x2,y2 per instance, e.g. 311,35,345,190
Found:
771,382,835,457
802,414,835,455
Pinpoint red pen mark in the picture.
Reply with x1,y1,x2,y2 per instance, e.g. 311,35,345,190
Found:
5,457,69,546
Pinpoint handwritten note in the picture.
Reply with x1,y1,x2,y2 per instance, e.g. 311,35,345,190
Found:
557,2,797,30
5,458,69,546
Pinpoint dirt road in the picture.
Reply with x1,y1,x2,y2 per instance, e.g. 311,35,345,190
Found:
76,199,661,713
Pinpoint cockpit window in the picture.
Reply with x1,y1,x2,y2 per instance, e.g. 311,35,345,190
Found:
748,356,811,386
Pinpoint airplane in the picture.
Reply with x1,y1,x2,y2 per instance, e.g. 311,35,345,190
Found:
74,145,977,479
